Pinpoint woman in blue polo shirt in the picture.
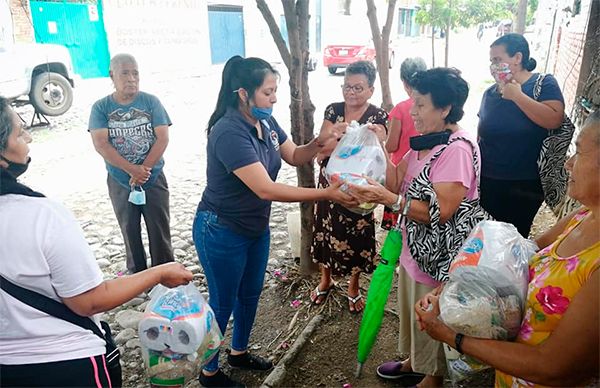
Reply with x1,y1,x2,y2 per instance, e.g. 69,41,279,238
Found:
194,56,354,388
478,33,565,237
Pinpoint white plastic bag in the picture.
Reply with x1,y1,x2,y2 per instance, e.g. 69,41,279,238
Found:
138,284,223,387
324,120,386,215
440,220,537,384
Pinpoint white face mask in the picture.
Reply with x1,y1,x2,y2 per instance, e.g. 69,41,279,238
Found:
128,186,146,205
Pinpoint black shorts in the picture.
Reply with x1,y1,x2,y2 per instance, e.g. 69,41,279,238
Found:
1,353,117,388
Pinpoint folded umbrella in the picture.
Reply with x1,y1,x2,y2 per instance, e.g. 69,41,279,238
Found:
356,216,403,377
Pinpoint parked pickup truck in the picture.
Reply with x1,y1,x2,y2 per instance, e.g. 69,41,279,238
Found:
0,43,76,116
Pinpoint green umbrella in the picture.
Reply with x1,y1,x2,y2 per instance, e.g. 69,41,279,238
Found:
356,217,403,377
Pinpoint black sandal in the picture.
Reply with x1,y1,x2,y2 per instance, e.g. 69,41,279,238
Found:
227,352,273,371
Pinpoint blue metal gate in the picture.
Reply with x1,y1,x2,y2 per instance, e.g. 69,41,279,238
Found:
30,0,110,78
208,5,245,64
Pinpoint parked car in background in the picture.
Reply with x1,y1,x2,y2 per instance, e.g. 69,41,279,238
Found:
323,41,395,75
0,43,76,116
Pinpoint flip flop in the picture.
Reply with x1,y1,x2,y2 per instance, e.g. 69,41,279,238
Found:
310,285,333,305
347,293,364,313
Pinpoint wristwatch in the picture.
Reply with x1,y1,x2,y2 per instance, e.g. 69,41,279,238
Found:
390,193,403,212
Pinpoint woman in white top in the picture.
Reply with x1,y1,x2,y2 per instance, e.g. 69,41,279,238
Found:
0,96,193,387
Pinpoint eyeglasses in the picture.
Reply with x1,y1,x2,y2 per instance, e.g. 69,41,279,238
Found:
341,84,365,93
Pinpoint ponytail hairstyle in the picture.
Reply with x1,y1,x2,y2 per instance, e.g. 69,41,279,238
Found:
206,56,279,135
491,33,537,71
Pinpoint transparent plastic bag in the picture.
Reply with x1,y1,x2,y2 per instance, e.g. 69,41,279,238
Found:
138,284,223,387
440,220,537,384
324,120,386,215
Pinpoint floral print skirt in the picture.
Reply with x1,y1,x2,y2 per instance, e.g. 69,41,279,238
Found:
311,161,377,276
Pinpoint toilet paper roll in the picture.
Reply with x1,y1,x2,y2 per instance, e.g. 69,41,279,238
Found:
139,315,207,354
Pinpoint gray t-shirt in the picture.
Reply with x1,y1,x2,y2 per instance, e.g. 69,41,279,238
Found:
88,92,171,188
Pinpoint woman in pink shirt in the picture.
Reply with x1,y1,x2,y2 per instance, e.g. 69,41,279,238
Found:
350,68,479,388
382,57,427,230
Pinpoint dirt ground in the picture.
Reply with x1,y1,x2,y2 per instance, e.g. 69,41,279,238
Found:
182,208,557,388
188,268,497,388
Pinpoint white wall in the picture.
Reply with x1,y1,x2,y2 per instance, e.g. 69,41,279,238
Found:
101,0,211,77
321,1,391,47
0,0,13,46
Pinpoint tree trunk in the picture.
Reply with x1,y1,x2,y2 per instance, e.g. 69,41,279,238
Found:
431,0,435,67
343,0,351,15
444,0,451,67
366,0,397,112
257,0,317,275
515,0,528,34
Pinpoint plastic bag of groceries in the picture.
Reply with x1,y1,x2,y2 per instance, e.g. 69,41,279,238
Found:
324,120,386,215
439,220,537,384
138,284,223,388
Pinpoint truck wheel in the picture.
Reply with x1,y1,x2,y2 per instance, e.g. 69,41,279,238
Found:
29,72,73,116
328,66,337,75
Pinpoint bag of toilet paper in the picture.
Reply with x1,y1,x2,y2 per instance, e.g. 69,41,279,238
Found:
139,284,223,387
324,120,386,215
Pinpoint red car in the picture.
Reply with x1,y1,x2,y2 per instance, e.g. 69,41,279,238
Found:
323,43,394,74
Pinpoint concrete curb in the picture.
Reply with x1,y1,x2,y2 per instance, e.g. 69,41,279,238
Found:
260,314,324,388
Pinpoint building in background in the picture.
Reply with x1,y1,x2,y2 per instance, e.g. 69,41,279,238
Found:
530,0,599,118
397,0,420,37
2,0,318,78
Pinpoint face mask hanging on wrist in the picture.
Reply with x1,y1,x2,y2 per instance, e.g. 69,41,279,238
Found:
128,185,146,205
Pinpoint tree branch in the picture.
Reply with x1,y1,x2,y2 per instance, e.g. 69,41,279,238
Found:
367,0,396,111
256,0,291,70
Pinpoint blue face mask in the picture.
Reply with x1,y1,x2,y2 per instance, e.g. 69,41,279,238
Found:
251,106,273,121
128,186,146,206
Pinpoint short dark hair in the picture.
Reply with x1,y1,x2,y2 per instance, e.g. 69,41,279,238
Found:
491,33,537,71
400,57,427,86
410,68,469,124
0,97,12,154
346,60,377,87
207,56,279,134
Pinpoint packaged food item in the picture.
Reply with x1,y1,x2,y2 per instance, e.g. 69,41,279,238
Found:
324,121,386,215
139,284,223,387
440,221,537,383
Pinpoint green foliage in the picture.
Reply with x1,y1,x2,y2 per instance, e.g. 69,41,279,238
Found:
527,0,539,25
416,0,518,29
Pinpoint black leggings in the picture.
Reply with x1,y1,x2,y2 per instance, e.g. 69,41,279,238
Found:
1,354,116,388
480,176,545,238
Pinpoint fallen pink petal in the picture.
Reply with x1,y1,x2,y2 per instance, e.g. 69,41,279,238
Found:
290,299,302,308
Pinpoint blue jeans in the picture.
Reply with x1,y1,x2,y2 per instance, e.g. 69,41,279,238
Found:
192,210,270,373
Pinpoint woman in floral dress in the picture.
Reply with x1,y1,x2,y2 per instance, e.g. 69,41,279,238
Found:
310,60,388,312
415,110,600,387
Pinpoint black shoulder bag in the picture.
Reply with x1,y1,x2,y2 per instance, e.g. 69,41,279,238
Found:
405,137,493,282
0,275,122,387
533,74,576,213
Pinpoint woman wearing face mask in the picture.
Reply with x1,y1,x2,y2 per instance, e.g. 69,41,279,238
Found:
193,56,355,388
348,68,478,387
0,96,193,387
479,33,565,237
